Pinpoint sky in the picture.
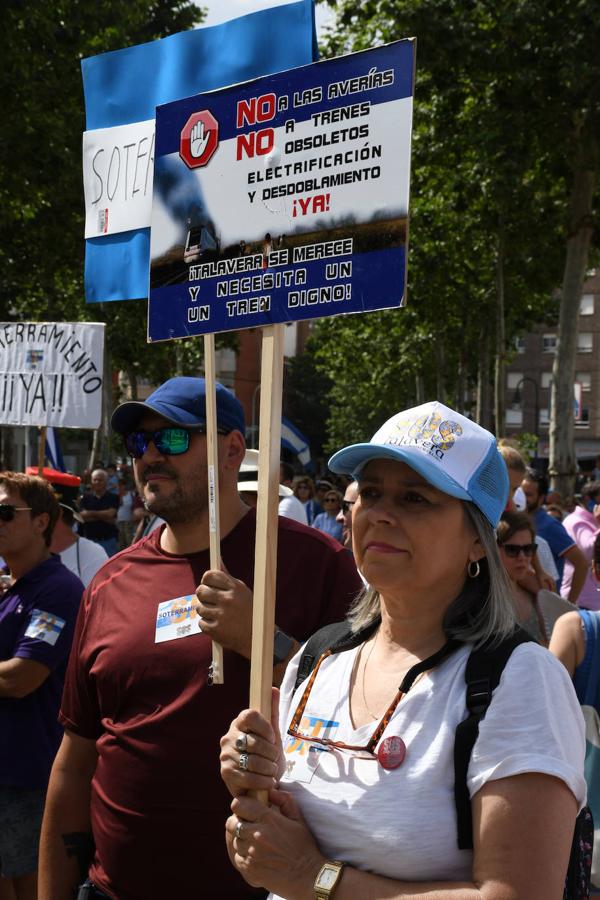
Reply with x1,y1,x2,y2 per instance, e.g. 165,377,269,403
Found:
198,1,335,39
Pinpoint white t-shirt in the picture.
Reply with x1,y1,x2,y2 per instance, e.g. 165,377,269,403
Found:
117,490,136,523
278,495,308,525
60,537,108,587
536,534,559,583
273,640,585,891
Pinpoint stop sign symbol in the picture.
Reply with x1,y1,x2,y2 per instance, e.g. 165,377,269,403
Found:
180,110,219,169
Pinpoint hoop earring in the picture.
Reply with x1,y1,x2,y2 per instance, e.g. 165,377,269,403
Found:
467,560,481,579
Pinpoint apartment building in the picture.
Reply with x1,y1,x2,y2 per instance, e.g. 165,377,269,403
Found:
504,269,600,463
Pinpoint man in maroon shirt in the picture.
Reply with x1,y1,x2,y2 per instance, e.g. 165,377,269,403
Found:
39,377,361,900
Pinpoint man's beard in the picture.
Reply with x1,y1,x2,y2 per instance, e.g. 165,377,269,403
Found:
137,463,208,525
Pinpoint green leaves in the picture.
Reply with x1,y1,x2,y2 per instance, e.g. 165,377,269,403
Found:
304,0,598,447
0,0,199,374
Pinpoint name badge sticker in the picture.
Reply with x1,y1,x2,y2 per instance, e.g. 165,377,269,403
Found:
155,595,201,643
281,713,339,784
25,609,66,646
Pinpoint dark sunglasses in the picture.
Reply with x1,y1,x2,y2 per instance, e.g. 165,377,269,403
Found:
341,500,355,514
323,496,339,504
500,542,537,558
0,504,33,522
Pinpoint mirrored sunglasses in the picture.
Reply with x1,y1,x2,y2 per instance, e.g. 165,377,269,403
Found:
0,504,33,522
500,542,537,558
125,427,191,459
126,425,231,459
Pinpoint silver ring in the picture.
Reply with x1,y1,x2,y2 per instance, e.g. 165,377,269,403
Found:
234,820,244,840
238,752,249,771
235,733,248,753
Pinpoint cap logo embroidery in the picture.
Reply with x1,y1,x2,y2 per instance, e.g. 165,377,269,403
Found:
385,412,463,460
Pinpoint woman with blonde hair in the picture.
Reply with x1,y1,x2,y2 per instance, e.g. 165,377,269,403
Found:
220,402,586,899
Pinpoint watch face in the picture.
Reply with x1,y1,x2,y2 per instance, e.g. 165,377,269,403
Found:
319,866,338,888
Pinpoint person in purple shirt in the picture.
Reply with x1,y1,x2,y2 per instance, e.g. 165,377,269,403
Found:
521,468,588,602
0,472,83,900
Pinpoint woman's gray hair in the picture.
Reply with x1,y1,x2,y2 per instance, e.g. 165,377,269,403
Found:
348,501,516,646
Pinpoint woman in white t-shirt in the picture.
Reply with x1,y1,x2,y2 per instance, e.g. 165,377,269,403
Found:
220,402,586,899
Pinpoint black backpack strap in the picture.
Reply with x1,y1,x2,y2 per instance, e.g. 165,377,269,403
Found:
293,618,381,691
454,628,532,849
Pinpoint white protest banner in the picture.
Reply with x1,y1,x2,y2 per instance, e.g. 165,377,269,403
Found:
0,322,105,428
83,119,155,238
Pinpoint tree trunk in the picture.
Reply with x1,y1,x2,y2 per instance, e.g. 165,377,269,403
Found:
434,337,446,403
175,342,184,376
415,374,426,405
476,330,492,430
89,429,100,470
493,229,506,437
126,366,138,401
549,142,597,496
456,346,468,415
0,427,16,470
103,343,114,463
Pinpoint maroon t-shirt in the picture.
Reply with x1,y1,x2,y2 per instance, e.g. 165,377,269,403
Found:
60,509,361,900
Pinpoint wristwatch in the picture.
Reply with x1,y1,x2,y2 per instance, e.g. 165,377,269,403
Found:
273,628,295,665
314,860,345,898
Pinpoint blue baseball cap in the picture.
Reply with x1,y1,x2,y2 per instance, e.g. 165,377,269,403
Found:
111,376,245,436
328,401,508,528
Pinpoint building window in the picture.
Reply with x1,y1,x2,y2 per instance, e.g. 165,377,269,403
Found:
541,372,553,389
505,409,523,427
542,334,557,353
539,408,550,427
580,294,595,316
515,336,526,354
578,333,593,353
506,372,524,390
576,372,592,392
575,407,590,428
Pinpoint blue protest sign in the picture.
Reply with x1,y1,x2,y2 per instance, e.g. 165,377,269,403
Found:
82,0,317,303
148,40,415,341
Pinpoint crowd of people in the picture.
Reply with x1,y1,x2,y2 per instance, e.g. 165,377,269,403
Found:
1,379,600,898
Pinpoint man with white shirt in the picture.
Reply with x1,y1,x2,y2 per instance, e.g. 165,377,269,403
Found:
27,469,108,588
278,461,308,524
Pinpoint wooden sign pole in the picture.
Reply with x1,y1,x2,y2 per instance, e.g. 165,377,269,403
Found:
249,323,285,747
38,427,47,475
204,333,224,685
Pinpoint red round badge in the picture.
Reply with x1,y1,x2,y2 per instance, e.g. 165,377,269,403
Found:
377,736,406,769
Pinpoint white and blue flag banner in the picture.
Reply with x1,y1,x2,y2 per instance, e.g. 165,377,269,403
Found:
148,40,415,341
82,0,317,303
45,427,66,472
281,417,311,467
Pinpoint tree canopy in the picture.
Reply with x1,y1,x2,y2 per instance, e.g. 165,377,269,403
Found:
0,0,211,390
301,0,599,453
